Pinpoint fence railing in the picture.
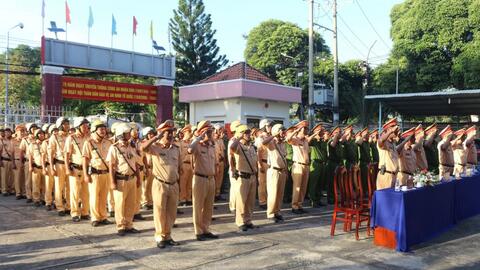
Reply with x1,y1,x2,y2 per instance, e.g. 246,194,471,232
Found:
0,104,74,127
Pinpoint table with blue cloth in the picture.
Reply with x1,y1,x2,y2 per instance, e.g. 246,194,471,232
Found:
370,173,480,252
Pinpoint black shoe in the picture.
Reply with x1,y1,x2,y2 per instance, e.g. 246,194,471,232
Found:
3,193,9,197
133,214,145,221
215,195,224,202
246,223,257,229
259,204,267,210
117,229,126,236
292,208,302,215
327,199,335,205
167,239,180,246
81,215,90,220
127,228,141,234
177,209,184,215
186,201,192,206
9,192,15,196
299,208,308,214
269,217,280,223
142,205,152,210
72,216,81,222
91,221,100,227
312,201,325,208
239,225,248,232
157,240,167,249
34,201,41,207
100,219,113,225
46,205,52,211
109,211,115,217
26,199,33,203
196,234,207,241
274,214,284,221
58,211,66,216
16,195,22,200
179,202,187,207
21,195,27,199
41,200,46,205
173,224,178,228
65,210,71,215
204,232,219,239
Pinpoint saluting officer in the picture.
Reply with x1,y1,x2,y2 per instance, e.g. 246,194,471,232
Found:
83,120,113,227
256,119,272,209
438,125,455,181
412,124,428,172
376,118,401,190
465,125,477,176
397,128,416,188
227,120,241,213
262,124,288,223
107,123,142,236
48,117,71,216
1,127,16,196
423,124,439,174
355,127,370,193
369,129,379,164
41,124,55,211
141,127,156,210
129,123,146,221
178,124,193,206
141,120,181,249
308,123,326,208
213,124,226,201
189,120,219,241
230,124,258,231
452,128,467,179
65,117,91,222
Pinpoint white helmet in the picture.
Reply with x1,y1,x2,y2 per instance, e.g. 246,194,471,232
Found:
142,127,155,137
259,119,272,130
73,117,89,129
115,123,132,137
55,117,69,129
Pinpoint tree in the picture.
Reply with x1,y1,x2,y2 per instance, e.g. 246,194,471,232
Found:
169,0,228,86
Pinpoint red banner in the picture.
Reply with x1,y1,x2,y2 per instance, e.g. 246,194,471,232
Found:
61,77,157,104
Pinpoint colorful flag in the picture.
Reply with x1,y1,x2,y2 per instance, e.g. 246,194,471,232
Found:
111,14,117,35
133,16,138,35
150,20,153,40
41,0,45,18
88,6,94,28
65,1,71,24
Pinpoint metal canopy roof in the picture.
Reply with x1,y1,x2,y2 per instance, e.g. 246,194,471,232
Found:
365,89,480,116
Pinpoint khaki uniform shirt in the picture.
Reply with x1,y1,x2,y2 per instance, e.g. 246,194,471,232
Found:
65,133,90,166
1,138,14,160
41,140,49,166
289,137,310,164
106,142,140,176
144,143,180,183
377,140,399,173
191,142,216,176
48,132,68,162
179,139,192,165
12,137,22,163
453,143,467,166
83,134,112,171
413,140,428,171
438,140,454,166
233,142,258,174
215,138,226,165
399,145,416,174
28,141,43,167
467,141,478,165
266,140,287,170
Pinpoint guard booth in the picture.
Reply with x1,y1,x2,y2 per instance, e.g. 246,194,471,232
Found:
41,36,175,124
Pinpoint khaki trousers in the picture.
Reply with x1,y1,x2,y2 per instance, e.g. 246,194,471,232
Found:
376,172,396,190
266,168,287,218
44,170,55,206
134,171,144,215
141,173,154,206
439,165,454,181
192,175,215,235
234,175,257,227
291,163,309,209
108,188,115,212
454,164,466,179
89,173,109,222
1,161,14,194
69,170,90,217
152,179,178,242
215,162,225,196
466,164,476,177
257,169,267,206
54,164,70,211
114,179,136,230
13,161,24,196
179,163,193,202
24,164,32,199
31,168,43,202
228,172,237,211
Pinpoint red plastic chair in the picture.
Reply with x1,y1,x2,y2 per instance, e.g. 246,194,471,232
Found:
367,163,378,208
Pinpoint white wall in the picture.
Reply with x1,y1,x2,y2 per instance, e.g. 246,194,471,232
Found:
189,98,290,126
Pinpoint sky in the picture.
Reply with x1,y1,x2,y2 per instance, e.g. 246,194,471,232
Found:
0,0,404,66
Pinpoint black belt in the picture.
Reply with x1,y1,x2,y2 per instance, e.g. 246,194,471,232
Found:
238,171,254,179
194,173,213,179
294,161,310,166
45,162,50,166
456,163,466,167
71,163,83,170
400,171,414,176
269,166,286,172
90,167,109,175
467,162,477,166
138,165,145,171
155,176,176,185
440,163,454,168
32,163,42,169
380,169,397,175
261,159,268,163
1,157,11,161
115,173,135,180
183,161,191,164
54,159,65,165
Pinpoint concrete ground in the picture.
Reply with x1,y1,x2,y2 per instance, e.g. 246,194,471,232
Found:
1,195,480,270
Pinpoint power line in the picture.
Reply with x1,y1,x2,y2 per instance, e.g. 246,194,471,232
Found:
354,0,391,50
337,14,379,58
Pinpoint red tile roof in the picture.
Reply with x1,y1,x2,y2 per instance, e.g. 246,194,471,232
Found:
196,62,279,85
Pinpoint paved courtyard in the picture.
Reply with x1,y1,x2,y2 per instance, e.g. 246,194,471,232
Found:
1,196,479,270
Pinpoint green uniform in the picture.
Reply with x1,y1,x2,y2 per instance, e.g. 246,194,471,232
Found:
357,141,371,194
326,139,342,204
370,142,379,163
308,139,328,206
283,143,294,203
425,140,439,174
343,140,357,170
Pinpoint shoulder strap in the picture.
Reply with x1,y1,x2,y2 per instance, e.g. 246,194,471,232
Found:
1,140,12,159
114,145,137,174
273,142,288,168
89,139,109,169
71,136,82,153
238,143,255,174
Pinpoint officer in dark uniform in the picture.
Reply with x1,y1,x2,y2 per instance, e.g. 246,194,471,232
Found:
326,127,342,204
308,124,327,207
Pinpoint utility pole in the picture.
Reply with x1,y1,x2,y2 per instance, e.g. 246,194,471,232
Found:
332,0,339,125
308,0,315,127
395,67,399,94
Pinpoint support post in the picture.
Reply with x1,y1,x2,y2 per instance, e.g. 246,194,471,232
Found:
378,102,383,132
155,79,174,126
41,65,64,122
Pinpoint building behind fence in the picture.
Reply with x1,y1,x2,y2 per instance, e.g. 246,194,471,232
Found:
0,104,74,127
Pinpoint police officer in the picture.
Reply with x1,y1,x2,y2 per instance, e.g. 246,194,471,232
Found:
129,123,146,221
228,120,241,213
65,117,91,222
178,124,193,206
369,129,379,164
308,123,326,207
107,123,142,236
262,124,288,223
256,119,272,209
230,124,258,231
424,124,439,174
27,129,45,207
355,128,370,193
12,125,26,199
141,127,156,210
48,117,71,216
412,124,428,172
341,125,357,171
326,127,342,204
213,124,226,201
141,120,181,249
189,120,219,241
20,123,39,203
41,124,56,211
83,120,113,226
1,127,15,196
465,125,477,176
398,128,415,188
438,125,455,181
452,128,467,179
377,118,401,190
